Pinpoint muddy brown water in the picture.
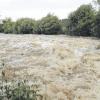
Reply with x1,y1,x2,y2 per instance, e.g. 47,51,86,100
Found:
0,34,100,100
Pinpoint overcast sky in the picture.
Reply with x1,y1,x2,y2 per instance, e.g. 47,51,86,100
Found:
0,0,92,20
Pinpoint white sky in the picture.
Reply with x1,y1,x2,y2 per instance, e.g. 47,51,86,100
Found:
0,0,92,20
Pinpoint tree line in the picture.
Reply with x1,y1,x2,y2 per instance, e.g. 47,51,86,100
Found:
0,3,100,38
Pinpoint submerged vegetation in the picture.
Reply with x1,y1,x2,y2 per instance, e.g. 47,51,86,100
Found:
0,61,42,100
0,79,42,100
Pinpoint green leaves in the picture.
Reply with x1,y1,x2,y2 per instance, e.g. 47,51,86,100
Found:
0,80,42,100
67,4,95,36
92,10,100,37
14,18,36,34
2,18,14,34
37,14,62,35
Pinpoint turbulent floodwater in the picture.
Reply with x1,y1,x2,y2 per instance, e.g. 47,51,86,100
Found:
0,34,100,100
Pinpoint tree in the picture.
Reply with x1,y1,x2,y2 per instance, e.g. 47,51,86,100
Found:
0,24,3,32
95,0,100,5
0,17,3,32
14,18,36,34
37,14,62,35
93,0,100,10
92,10,100,37
67,4,95,36
32,20,41,34
60,19,69,34
3,18,14,33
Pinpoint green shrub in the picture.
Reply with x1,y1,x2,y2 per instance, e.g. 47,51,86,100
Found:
0,75,42,100
37,14,62,35
14,18,36,34
0,62,42,100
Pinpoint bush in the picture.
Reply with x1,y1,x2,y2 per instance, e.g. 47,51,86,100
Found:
67,4,95,36
37,14,62,35
14,18,36,34
0,69,43,100
0,80,42,100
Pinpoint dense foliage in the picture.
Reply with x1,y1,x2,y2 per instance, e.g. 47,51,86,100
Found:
35,14,62,34
13,18,36,34
0,79,42,100
60,19,69,34
92,10,100,37
2,18,14,34
0,3,100,38
0,24,3,32
66,5,95,36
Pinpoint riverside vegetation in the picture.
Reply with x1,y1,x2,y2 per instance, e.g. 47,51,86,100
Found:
0,1,100,38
